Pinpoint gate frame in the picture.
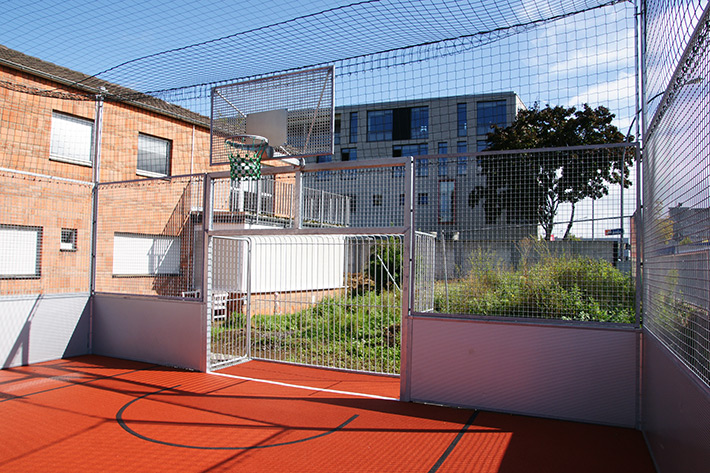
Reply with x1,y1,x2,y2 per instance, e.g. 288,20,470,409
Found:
207,236,252,370
201,157,415,400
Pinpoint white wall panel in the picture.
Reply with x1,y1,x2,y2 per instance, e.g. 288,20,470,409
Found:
92,294,205,371
643,331,710,473
409,317,639,427
0,293,90,368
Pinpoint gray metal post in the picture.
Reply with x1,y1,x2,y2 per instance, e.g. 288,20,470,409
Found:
201,173,213,372
88,92,104,353
293,168,303,229
400,157,414,402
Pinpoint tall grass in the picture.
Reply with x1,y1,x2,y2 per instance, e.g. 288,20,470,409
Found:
438,249,635,323
249,290,401,373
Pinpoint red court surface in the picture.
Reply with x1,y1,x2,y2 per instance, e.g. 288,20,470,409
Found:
0,356,656,472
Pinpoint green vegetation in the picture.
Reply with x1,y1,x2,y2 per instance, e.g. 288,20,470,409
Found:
213,290,401,374
368,237,403,291
437,249,635,323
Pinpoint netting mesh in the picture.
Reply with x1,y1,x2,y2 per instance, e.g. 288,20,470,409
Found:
644,1,710,386
225,136,266,181
1,0,641,322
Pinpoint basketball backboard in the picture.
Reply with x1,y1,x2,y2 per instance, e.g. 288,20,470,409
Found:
210,66,334,165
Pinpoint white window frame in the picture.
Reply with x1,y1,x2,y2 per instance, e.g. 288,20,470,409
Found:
112,233,181,276
137,133,171,178
0,225,42,278
49,111,94,166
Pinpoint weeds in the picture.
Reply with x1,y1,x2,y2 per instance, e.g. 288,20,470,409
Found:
437,251,635,323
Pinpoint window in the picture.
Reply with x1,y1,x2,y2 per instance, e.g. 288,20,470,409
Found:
477,140,490,152
438,142,448,154
50,112,93,166
368,107,429,141
468,190,477,208
457,103,468,137
367,110,393,141
316,154,332,180
457,142,468,175
112,233,180,276
477,100,507,135
410,106,428,139
373,194,383,207
341,148,357,179
334,114,341,145
399,193,405,206
137,133,171,177
392,144,427,178
417,193,429,205
416,158,429,177
348,194,357,213
439,180,455,224
393,144,428,157
438,157,448,177
60,228,77,251
341,148,357,162
0,225,42,278
349,112,358,143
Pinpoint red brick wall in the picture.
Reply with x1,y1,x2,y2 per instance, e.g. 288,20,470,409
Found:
0,171,92,295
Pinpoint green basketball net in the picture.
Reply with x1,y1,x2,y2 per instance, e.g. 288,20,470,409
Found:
225,135,268,181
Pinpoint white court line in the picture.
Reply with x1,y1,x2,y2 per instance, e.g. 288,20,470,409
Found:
211,371,398,401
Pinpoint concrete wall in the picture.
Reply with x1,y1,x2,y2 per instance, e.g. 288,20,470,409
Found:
92,293,205,371
1,293,90,368
642,332,710,473
407,316,639,427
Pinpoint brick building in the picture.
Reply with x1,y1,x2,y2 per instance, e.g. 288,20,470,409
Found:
0,46,221,297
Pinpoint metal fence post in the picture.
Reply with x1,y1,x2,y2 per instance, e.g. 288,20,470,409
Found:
201,173,213,372
401,157,414,402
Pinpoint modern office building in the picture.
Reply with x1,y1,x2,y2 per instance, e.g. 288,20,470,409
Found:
309,93,526,236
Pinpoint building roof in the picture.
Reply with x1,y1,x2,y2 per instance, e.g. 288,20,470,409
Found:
0,45,209,127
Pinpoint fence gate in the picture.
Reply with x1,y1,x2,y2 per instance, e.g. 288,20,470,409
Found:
207,236,251,370
207,232,407,374
205,157,420,375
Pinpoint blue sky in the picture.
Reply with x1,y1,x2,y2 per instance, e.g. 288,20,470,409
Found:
1,0,649,239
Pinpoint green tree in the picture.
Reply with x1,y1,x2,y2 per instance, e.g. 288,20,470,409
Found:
472,103,633,240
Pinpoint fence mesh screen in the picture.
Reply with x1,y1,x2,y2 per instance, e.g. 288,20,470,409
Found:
0,171,92,297
0,0,666,371
94,176,204,298
412,144,638,322
643,1,710,386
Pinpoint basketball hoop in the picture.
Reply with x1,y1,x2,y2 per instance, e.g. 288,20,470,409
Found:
225,134,268,181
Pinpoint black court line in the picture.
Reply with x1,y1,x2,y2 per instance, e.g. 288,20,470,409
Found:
428,411,479,473
0,365,162,404
116,385,359,450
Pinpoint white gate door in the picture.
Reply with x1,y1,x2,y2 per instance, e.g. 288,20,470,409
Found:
208,236,251,370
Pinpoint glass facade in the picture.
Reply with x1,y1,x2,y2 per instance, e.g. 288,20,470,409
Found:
439,180,455,223
476,100,507,135
367,110,393,141
349,112,358,143
457,103,467,137
411,106,428,139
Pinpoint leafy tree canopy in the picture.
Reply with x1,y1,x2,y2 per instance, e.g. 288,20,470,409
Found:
473,103,634,240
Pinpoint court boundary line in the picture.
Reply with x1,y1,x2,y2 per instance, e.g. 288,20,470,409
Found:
210,371,398,401
428,410,480,473
116,384,360,450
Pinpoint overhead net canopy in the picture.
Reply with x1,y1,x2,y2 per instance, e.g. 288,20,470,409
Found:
0,0,626,93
